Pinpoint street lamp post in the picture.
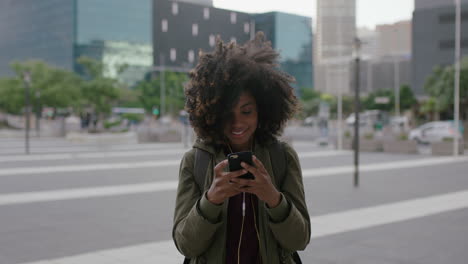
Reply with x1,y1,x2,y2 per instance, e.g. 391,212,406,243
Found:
454,0,461,156
353,37,361,188
159,54,166,117
23,71,31,154
337,10,343,151
394,58,400,117
35,90,41,137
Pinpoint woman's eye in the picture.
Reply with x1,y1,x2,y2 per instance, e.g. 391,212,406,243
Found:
242,111,252,115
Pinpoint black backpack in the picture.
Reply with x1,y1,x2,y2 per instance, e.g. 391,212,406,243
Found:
183,141,302,264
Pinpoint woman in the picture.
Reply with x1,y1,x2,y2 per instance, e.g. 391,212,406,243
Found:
173,32,310,264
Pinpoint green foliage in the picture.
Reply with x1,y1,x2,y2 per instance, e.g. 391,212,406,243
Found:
103,119,121,129
0,78,22,114
134,71,188,115
76,56,120,116
442,137,454,142
397,132,408,141
424,57,468,118
299,87,320,101
362,89,394,112
399,85,417,111
344,130,351,138
420,97,440,114
0,60,82,115
121,113,144,123
297,88,355,118
364,132,374,140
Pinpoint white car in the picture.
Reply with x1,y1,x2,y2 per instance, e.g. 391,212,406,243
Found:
409,121,463,144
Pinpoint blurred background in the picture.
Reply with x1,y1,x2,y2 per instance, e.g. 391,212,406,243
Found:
0,0,467,264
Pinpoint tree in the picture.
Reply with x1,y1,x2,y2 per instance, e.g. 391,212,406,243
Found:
76,56,121,116
0,60,82,115
297,87,320,118
0,78,22,114
399,84,417,111
362,89,394,112
424,57,468,119
134,71,188,116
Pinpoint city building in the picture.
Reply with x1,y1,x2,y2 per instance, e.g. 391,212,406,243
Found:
358,27,378,60
153,0,314,91
314,0,356,96
0,0,153,85
254,12,313,90
357,21,412,95
375,20,412,58
153,0,252,70
360,57,412,95
413,0,468,95
0,0,313,90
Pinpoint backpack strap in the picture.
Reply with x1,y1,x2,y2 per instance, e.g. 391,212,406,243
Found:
268,140,287,188
194,148,211,192
268,140,303,264
184,148,211,264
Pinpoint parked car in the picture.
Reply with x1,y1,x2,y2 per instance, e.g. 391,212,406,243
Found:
409,121,463,144
303,116,317,127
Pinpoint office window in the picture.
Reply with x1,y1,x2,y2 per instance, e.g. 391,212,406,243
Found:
170,48,176,61
244,22,250,34
439,39,468,50
230,12,237,24
192,24,198,36
209,34,215,47
203,8,210,20
162,19,168,32
172,3,178,15
439,12,468,24
188,50,195,63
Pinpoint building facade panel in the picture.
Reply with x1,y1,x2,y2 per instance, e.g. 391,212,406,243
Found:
75,0,153,85
412,3,468,95
153,0,251,68
0,0,75,76
76,0,152,45
315,0,356,95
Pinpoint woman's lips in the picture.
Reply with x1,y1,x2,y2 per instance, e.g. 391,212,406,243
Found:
231,129,247,137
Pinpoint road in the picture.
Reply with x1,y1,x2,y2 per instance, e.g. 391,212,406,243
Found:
0,136,467,264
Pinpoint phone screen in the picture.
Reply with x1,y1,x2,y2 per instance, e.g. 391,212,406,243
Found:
227,151,254,179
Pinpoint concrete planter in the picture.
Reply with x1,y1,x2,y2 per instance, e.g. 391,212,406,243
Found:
431,141,465,156
157,131,182,142
383,140,418,154
360,139,383,152
339,137,353,150
66,131,138,144
137,129,181,143
338,138,382,152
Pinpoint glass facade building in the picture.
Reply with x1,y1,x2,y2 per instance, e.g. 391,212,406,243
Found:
255,12,314,91
0,0,75,76
1,0,313,89
0,0,152,85
153,0,252,68
412,0,468,95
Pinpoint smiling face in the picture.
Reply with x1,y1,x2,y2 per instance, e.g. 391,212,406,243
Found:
223,91,258,152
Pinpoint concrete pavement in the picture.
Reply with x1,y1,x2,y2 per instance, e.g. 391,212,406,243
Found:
0,138,467,264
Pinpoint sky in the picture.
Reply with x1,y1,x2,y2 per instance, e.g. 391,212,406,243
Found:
213,0,414,30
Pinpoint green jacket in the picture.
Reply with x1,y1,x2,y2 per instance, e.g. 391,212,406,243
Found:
172,139,310,264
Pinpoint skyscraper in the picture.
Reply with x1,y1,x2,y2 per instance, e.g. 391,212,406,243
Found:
412,0,468,95
314,0,356,95
0,0,153,85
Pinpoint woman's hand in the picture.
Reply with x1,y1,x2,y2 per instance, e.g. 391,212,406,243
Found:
206,160,246,205
230,156,281,208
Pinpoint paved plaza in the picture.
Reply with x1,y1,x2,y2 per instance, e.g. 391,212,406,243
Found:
0,136,467,264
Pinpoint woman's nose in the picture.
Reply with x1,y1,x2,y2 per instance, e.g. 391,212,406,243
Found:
230,113,242,126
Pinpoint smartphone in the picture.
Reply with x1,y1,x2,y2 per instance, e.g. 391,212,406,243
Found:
227,151,254,180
